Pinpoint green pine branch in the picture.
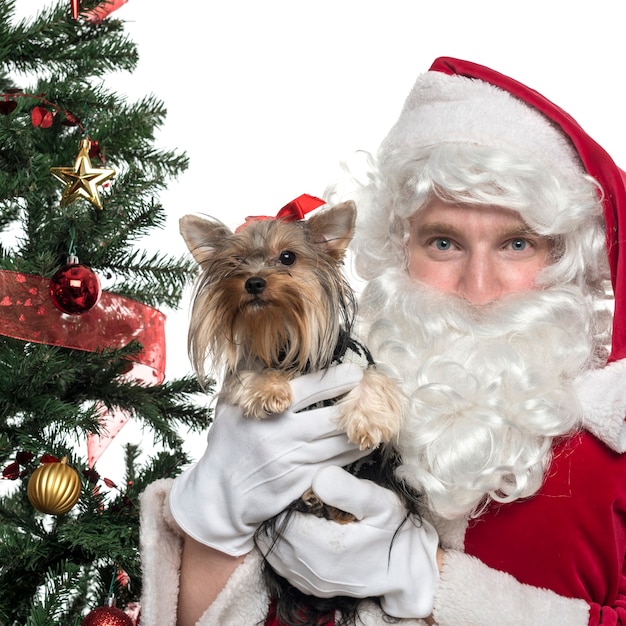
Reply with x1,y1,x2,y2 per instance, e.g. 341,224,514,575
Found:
0,0,213,620
3,0,138,79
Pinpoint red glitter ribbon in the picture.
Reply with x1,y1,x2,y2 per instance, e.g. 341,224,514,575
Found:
0,269,165,466
236,194,327,232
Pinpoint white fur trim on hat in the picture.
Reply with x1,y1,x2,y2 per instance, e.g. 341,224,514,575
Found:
379,71,585,187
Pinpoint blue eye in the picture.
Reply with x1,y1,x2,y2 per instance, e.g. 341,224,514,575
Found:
510,239,527,251
435,238,451,251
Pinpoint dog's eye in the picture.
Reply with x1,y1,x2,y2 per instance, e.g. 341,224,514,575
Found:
279,250,296,266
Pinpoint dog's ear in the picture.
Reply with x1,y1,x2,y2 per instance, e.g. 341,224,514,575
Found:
308,201,356,261
179,214,232,265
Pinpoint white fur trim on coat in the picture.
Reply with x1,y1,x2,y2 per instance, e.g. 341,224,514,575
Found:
378,71,584,188
199,550,269,625
139,478,271,626
578,359,626,452
432,550,590,626
139,479,183,626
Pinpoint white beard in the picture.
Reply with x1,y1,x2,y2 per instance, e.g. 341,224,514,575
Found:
358,270,598,520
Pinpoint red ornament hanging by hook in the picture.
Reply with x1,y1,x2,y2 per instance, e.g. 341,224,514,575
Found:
49,255,101,315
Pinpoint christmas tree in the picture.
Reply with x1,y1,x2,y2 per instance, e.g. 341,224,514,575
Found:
0,1,211,623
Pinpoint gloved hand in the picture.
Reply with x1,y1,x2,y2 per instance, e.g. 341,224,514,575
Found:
168,363,369,556
258,465,440,619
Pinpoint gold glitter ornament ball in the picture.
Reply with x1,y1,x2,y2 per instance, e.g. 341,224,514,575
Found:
27,456,81,515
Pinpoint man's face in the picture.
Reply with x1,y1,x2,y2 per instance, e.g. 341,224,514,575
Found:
407,200,552,305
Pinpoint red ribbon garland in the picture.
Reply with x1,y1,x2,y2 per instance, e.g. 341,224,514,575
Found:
0,269,166,466
71,0,129,23
235,194,327,233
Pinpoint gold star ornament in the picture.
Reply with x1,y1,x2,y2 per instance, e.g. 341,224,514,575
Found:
50,138,115,210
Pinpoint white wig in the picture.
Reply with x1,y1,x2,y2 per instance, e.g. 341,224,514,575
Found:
337,67,615,518
349,70,610,301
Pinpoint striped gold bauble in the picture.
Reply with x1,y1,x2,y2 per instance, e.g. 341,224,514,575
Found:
27,456,81,515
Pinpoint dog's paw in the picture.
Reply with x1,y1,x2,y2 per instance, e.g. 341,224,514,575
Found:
336,367,404,449
340,412,394,450
231,370,293,419
242,391,292,420
299,488,356,523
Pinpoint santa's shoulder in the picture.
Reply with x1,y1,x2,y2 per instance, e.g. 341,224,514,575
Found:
578,359,626,452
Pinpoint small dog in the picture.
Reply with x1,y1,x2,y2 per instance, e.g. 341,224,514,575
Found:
179,200,403,452
179,200,417,625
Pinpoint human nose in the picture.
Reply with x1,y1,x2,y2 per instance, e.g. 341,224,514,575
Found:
457,252,503,305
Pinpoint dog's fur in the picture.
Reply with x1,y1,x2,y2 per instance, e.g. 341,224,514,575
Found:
180,202,418,625
179,201,403,450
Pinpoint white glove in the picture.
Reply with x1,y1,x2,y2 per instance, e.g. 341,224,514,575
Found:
258,465,440,619
168,364,369,556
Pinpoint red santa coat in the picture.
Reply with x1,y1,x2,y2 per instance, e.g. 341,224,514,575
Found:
428,56,626,626
465,431,626,625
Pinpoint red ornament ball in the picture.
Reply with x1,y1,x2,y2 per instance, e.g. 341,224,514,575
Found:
81,605,133,626
49,262,101,314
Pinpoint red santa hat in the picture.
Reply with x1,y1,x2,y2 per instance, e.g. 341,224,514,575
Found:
380,56,626,363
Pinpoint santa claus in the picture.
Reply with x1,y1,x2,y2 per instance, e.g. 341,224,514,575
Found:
139,58,626,626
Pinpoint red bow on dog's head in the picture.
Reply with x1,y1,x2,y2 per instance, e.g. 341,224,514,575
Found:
236,194,327,233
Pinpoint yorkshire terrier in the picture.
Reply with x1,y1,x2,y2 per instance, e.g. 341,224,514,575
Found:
179,199,403,452
180,199,419,625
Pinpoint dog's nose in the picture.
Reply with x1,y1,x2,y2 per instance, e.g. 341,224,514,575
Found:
245,276,266,295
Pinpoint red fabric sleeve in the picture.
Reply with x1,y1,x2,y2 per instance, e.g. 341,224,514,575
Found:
464,431,626,625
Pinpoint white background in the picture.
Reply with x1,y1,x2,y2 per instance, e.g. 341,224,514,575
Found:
10,0,626,481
